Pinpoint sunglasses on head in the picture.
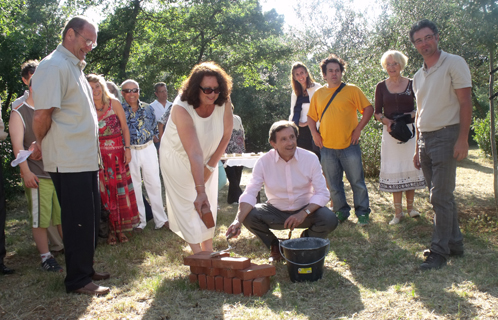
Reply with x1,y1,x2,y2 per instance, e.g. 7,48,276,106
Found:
122,88,139,94
199,86,221,94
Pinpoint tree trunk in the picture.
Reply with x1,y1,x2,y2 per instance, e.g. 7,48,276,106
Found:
118,0,141,82
489,48,497,208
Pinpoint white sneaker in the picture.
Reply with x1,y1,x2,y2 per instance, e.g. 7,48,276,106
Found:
408,210,420,218
389,216,401,225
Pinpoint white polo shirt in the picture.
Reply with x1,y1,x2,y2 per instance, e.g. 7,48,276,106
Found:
413,50,472,133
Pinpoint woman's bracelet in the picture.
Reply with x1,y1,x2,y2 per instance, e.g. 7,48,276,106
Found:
195,184,205,189
205,163,215,172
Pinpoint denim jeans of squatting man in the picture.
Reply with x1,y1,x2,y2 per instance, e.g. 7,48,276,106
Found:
320,143,370,219
418,124,463,258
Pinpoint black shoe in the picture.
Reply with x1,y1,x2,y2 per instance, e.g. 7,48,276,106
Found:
1,263,15,275
420,250,447,271
41,256,64,273
449,249,464,258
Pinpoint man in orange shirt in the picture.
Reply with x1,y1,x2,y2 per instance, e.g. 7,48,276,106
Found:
308,54,374,225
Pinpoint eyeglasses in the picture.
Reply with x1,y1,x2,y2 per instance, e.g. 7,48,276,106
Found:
414,34,436,46
199,86,221,94
122,88,140,94
74,29,97,49
386,62,399,67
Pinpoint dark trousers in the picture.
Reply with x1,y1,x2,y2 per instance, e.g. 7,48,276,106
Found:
225,166,243,204
419,124,463,258
0,164,6,264
243,203,338,249
50,171,100,292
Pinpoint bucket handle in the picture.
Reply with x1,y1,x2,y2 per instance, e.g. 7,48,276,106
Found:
278,242,328,267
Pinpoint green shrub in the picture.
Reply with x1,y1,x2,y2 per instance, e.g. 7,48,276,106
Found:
1,137,23,198
361,120,382,178
472,112,498,157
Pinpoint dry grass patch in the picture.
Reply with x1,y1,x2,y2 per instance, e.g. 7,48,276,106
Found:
1,148,498,319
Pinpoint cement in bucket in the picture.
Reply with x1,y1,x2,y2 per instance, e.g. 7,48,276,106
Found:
280,237,329,282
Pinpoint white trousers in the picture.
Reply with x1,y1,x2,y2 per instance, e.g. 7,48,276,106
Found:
129,143,168,229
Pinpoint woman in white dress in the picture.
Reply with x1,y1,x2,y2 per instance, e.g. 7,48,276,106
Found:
374,50,426,225
160,62,233,253
288,62,322,158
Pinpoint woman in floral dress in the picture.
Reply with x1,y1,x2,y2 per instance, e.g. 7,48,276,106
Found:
86,74,139,244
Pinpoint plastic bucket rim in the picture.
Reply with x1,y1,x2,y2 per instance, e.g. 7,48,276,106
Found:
279,237,329,267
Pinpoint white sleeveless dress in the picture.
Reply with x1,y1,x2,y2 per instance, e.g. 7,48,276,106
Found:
160,95,225,243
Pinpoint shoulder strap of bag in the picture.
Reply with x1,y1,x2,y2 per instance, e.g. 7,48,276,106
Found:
319,82,346,123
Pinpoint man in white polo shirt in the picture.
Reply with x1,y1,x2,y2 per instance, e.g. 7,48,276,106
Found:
410,19,472,271
149,82,172,149
32,16,110,295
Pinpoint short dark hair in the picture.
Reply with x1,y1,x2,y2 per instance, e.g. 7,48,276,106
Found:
269,120,299,143
62,16,97,40
21,60,39,80
180,61,232,109
320,54,347,78
409,19,439,43
154,82,167,92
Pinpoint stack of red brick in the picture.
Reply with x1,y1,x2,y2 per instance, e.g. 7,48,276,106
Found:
184,251,276,297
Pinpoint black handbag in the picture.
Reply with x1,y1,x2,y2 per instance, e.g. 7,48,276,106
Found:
389,113,414,143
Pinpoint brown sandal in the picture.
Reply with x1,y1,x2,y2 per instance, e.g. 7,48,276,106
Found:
117,233,128,244
107,233,117,245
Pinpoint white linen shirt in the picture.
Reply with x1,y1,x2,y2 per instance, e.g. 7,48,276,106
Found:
150,99,172,122
31,44,99,173
239,147,329,211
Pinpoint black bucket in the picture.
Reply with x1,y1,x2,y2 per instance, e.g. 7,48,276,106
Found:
280,237,329,282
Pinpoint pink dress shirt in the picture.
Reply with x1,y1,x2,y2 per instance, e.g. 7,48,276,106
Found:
239,148,330,211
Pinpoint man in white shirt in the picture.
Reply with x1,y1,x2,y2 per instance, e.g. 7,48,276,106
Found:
410,19,472,271
149,82,172,149
226,120,338,263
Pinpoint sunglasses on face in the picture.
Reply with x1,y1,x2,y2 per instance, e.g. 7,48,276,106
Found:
122,88,139,94
199,86,221,94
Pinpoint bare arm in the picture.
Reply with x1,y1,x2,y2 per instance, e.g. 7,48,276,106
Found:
158,123,165,143
9,112,39,188
171,104,209,215
307,115,323,148
351,105,373,144
205,99,233,169
112,99,132,164
413,109,421,170
33,108,55,147
453,87,472,161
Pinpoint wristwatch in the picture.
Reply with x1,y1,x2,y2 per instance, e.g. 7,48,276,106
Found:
304,209,311,215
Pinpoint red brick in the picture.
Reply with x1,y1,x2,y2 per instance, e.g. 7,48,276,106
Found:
243,279,253,296
207,275,215,291
198,274,207,290
220,268,237,278
189,273,198,284
235,263,276,280
224,277,233,294
190,266,207,275
207,268,221,277
212,257,251,270
232,278,242,295
215,276,224,292
184,251,213,268
252,277,271,297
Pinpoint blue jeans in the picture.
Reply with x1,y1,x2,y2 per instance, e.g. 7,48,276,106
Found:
418,124,463,258
321,144,370,219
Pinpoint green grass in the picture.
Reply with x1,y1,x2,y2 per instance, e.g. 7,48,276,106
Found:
1,149,498,319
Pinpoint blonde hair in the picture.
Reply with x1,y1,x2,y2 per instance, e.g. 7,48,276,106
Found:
380,50,408,71
86,74,112,106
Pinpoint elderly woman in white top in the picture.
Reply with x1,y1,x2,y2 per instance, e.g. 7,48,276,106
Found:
288,62,322,158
